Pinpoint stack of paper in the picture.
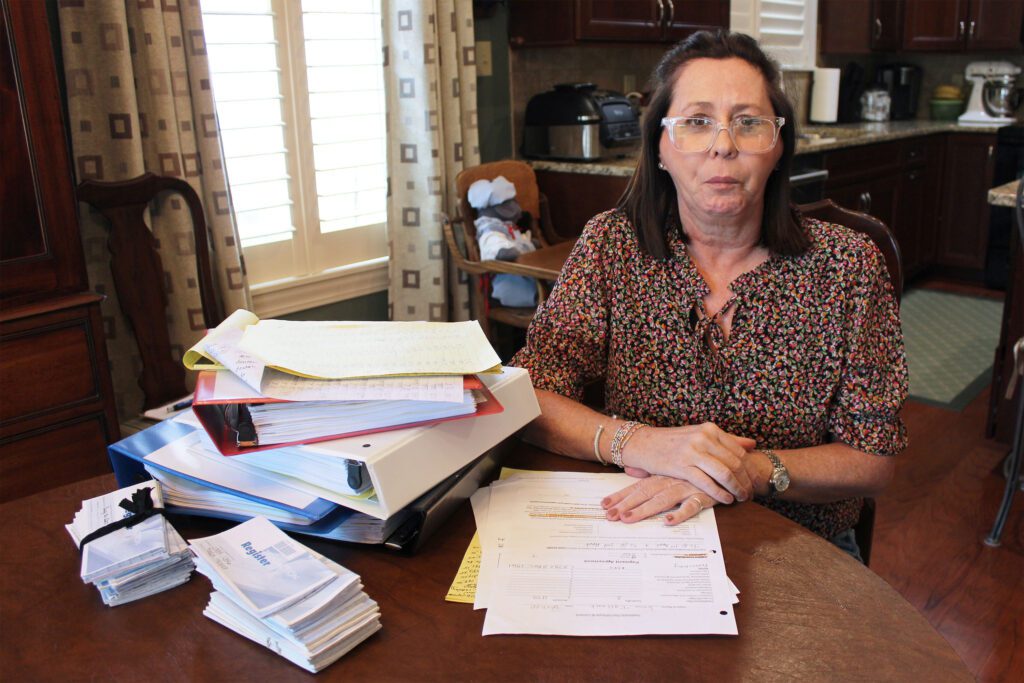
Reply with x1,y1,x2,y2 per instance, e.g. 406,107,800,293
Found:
182,311,505,453
465,470,740,636
65,483,194,606
190,517,380,672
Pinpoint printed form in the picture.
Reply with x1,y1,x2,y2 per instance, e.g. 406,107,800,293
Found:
473,471,738,637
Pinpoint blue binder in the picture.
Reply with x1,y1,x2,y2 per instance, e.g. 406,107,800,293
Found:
107,420,351,534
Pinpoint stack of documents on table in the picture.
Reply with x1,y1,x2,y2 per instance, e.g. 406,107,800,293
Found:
65,482,194,606
466,470,739,636
190,517,380,673
181,310,504,453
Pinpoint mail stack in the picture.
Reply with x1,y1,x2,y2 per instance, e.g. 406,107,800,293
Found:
190,517,380,673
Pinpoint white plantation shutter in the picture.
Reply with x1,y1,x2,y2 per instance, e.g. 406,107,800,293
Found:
200,0,388,311
730,0,818,71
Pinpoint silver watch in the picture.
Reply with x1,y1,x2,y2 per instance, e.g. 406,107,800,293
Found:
762,449,790,498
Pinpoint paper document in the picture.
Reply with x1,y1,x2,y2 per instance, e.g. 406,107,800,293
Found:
472,471,738,637
237,319,501,379
183,309,260,371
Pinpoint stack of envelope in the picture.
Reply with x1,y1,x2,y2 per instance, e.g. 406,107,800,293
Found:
65,482,194,606
189,516,380,673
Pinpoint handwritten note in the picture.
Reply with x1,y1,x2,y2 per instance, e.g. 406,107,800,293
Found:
445,532,482,604
182,309,260,371
238,319,502,379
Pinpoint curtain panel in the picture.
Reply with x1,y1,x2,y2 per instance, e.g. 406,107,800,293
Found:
58,0,250,421
381,0,480,322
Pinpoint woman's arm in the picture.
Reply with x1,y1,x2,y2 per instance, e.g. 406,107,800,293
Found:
521,388,757,503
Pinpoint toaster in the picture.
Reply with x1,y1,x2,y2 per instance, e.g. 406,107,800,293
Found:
522,83,641,161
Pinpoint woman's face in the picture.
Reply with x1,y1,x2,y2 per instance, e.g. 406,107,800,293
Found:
658,57,784,229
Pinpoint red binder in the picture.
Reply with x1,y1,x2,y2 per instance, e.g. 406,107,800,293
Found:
192,372,504,456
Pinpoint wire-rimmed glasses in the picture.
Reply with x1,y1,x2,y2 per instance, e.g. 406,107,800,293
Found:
661,115,786,154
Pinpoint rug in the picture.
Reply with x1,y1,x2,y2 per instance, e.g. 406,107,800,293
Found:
901,289,1004,410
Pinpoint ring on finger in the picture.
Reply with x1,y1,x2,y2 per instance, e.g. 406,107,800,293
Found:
688,495,704,514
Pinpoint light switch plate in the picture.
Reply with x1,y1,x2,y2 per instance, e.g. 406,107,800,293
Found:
476,40,493,77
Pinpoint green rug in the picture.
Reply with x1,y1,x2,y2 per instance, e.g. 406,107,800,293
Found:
901,289,1004,410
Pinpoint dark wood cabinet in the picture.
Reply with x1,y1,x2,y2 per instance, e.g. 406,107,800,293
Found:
0,0,119,502
903,0,1024,51
509,0,729,48
936,133,997,272
820,0,903,54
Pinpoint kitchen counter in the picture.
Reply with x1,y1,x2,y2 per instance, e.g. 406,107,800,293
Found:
529,120,1004,177
988,179,1021,207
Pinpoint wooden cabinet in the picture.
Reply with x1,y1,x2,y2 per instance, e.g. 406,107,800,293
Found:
936,133,997,272
903,0,1024,51
509,0,729,48
821,0,1023,52
0,0,119,502
823,136,946,282
820,0,902,54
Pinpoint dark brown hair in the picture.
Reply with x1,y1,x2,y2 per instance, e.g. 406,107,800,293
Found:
618,30,808,259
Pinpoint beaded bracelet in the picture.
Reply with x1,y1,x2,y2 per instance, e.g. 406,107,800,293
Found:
592,424,609,466
610,420,646,469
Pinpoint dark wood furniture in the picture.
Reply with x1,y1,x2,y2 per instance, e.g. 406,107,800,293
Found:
0,0,118,502
937,133,998,277
0,443,974,682
508,0,729,48
76,173,224,410
820,0,1024,53
988,187,1023,445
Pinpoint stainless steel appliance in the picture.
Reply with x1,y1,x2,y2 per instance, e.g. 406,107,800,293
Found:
875,63,922,120
959,61,1022,127
522,83,640,161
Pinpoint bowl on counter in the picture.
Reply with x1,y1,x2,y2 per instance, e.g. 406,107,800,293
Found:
929,98,964,121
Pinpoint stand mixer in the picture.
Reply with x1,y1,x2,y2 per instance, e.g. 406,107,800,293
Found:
959,61,1022,127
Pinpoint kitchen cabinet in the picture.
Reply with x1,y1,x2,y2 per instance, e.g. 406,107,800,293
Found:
509,0,728,48
936,133,997,272
823,137,945,281
0,0,119,502
903,0,1024,52
819,0,902,54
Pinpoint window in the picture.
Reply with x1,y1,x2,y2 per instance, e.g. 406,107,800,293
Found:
200,0,389,316
730,0,818,71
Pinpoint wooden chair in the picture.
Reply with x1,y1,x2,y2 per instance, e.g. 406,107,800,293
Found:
798,198,905,566
76,172,224,410
443,160,562,344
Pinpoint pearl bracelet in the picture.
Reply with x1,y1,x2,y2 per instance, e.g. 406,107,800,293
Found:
610,420,646,469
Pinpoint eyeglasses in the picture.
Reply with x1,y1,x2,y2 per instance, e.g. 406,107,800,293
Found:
661,115,786,154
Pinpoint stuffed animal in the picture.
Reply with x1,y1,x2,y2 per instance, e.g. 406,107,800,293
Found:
467,175,538,307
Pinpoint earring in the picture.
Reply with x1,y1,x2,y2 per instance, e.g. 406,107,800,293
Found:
658,161,667,170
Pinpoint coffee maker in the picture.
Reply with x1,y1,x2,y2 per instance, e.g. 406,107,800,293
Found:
875,63,922,120
959,61,1022,127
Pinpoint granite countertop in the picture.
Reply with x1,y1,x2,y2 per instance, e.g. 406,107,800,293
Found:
988,180,1020,208
529,120,1004,177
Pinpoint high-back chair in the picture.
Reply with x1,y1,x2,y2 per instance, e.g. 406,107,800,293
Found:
798,198,904,566
77,172,224,411
443,160,562,344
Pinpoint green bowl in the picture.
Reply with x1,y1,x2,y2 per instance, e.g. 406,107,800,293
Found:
930,98,964,121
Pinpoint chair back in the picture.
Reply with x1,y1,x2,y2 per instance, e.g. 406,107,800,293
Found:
77,172,223,409
455,160,553,258
798,199,903,303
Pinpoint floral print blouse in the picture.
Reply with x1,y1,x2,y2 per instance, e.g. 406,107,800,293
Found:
510,209,908,539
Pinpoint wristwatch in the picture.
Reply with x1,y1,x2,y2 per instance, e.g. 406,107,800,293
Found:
762,449,790,499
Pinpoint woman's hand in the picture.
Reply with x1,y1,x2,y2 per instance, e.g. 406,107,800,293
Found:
602,475,716,525
621,422,757,504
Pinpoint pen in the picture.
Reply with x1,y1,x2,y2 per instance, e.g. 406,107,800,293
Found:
169,399,193,412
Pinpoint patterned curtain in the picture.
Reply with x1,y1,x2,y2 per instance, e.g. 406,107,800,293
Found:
381,0,480,322
57,1,250,422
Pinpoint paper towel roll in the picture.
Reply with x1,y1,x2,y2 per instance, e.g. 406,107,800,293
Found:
810,68,841,123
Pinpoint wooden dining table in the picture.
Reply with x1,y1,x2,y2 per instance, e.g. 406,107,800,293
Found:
0,441,972,682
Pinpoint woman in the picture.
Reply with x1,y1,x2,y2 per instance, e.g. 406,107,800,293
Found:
510,30,906,558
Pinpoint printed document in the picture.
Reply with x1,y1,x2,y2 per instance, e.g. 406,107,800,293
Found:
473,471,738,636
